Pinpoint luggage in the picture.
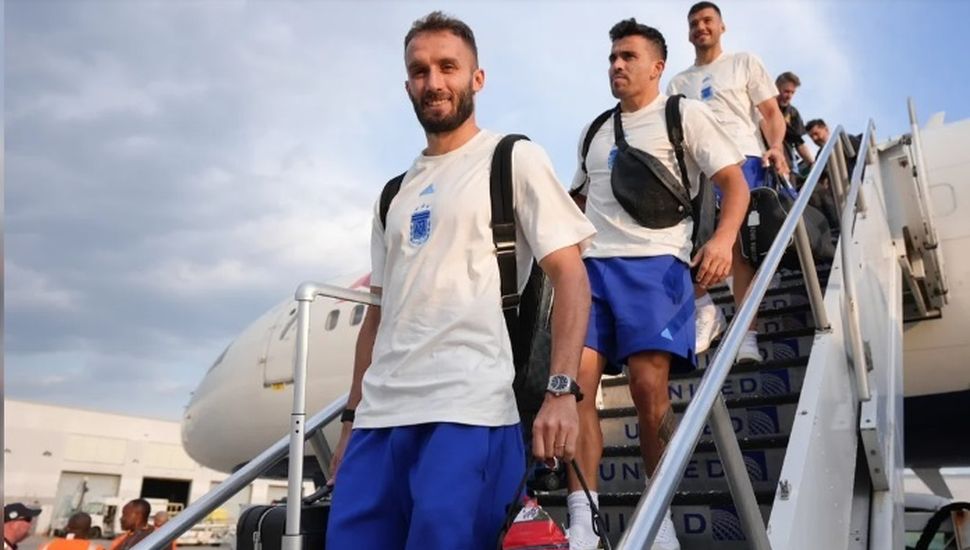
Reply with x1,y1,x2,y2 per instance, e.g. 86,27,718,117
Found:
236,501,330,550
739,170,835,270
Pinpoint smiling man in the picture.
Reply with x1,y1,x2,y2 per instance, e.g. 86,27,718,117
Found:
668,1,788,365
326,11,595,550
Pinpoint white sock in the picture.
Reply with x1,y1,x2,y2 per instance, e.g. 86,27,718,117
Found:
568,490,599,544
695,292,714,307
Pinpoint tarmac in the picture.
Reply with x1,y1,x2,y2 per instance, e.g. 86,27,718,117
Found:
19,534,229,549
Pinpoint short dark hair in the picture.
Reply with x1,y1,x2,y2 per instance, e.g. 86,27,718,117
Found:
806,119,827,132
609,18,668,61
776,71,801,87
129,499,151,520
688,1,722,18
404,11,478,62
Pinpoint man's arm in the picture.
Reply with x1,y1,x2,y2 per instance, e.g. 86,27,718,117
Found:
694,164,750,288
329,287,381,481
758,98,790,176
532,244,590,461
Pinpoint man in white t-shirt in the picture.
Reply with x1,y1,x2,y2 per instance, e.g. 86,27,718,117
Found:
567,19,749,550
325,12,596,550
667,1,790,364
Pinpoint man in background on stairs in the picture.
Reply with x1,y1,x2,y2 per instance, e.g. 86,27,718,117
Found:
775,71,814,173
39,513,105,550
325,11,596,550
108,500,153,550
668,1,790,364
567,19,749,550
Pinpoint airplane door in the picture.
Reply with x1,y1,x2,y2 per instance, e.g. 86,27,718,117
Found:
262,303,298,386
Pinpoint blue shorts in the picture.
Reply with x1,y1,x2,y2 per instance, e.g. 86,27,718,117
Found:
714,156,767,202
584,255,696,375
741,155,768,189
327,423,525,550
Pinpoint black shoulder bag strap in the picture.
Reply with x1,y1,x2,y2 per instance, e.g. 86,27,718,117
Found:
378,172,406,230
375,136,529,348
579,107,616,176
491,134,530,342
665,94,692,203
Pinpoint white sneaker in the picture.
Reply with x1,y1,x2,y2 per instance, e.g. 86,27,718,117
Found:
695,294,727,354
568,526,602,550
736,330,762,364
568,491,601,550
651,509,681,550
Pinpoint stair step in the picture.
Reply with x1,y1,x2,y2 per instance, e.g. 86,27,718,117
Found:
708,267,831,301
539,491,776,549
699,327,818,368
601,360,807,408
597,437,788,493
599,394,800,446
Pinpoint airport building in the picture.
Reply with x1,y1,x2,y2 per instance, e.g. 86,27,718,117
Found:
3,399,304,536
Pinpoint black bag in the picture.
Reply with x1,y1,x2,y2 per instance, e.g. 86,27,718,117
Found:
610,105,692,229
379,135,554,445
739,169,835,269
576,95,715,256
236,501,330,550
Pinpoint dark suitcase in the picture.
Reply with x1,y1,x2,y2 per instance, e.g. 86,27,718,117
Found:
236,501,330,550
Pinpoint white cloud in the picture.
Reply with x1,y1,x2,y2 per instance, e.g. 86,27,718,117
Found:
5,262,83,313
4,0,957,419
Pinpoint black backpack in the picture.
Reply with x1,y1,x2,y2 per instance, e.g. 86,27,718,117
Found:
739,169,836,270
378,135,554,444
577,94,716,257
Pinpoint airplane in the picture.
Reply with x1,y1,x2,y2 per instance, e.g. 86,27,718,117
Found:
181,107,970,510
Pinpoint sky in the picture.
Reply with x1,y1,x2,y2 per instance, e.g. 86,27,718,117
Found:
5,0,970,421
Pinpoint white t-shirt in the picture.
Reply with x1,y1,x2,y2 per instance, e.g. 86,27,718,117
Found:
667,52,777,157
358,130,596,429
571,94,743,263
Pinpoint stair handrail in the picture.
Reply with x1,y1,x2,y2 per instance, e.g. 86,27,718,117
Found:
617,127,852,548
139,283,380,550
841,120,877,402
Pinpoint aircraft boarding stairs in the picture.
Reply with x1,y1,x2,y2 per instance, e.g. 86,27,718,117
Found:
535,264,831,549
142,105,948,549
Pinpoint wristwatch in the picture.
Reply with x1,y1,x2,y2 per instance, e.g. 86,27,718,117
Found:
546,374,584,402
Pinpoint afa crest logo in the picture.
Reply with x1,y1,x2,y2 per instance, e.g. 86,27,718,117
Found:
409,204,432,246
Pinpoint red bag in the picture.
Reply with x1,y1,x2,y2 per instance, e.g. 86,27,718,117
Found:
500,497,569,550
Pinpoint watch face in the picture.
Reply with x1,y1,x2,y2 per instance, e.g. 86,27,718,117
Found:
549,375,569,392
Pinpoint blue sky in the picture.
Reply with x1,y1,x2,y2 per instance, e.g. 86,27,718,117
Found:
5,0,970,420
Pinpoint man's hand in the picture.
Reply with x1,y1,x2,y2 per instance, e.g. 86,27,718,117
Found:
327,422,354,486
532,394,579,462
691,233,734,289
763,146,790,178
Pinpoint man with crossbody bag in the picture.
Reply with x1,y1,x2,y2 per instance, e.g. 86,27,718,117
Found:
567,19,749,550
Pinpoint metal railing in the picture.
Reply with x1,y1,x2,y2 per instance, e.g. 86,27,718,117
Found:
841,122,876,402
618,124,873,548
139,283,379,549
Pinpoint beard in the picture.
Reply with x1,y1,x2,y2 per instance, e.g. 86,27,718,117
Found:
409,82,475,134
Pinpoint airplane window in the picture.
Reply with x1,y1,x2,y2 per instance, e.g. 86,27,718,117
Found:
325,309,340,331
351,305,365,326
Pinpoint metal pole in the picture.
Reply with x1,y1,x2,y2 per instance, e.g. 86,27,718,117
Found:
709,395,771,550
309,430,334,481
793,218,830,330
839,162,873,403
907,98,940,248
833,137,852,213
138,394,348,550
827,152,846,213
282,297,313,550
